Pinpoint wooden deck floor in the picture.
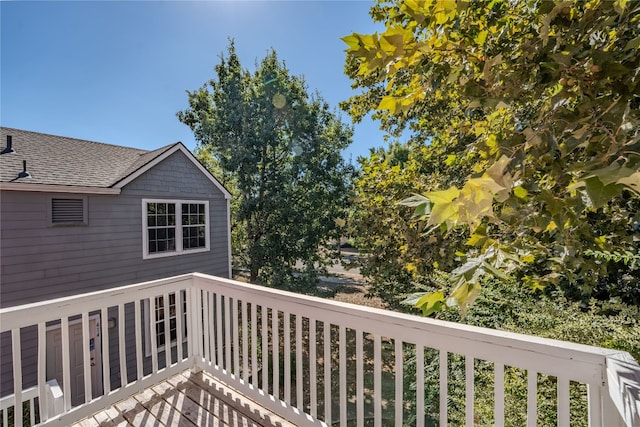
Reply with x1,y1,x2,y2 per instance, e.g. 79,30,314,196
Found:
72,370,297,427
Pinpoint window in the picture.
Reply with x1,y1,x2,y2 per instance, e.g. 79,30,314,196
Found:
155,294,177,347
50,197,88,225
142,199,209,259
144,292,188,356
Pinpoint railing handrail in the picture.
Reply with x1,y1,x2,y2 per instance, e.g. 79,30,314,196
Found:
191,274,622,380
0,274,193,331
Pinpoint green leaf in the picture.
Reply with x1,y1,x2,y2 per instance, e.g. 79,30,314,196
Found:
414,291,446,316
482,261,508,280
624,35,640,51
513,186,528,199
399,193,430,207
583,177,623,208
341,34,361,51
586,164,637,186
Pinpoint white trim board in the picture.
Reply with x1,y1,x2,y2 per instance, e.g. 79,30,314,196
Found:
0,183,120,195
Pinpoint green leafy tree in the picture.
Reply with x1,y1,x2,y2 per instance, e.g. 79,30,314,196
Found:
179,42,355,292
343,0,640,313
351,138,473,307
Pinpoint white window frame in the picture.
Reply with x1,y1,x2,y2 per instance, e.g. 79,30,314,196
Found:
141,199,210,259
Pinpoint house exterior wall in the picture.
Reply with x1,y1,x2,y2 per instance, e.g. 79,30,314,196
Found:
0,150,229,308
1,150,230,396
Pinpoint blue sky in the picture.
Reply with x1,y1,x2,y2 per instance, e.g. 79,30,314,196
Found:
1,1,391,162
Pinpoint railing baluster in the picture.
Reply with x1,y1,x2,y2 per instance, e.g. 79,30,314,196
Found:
272,308,279,398
38,322,48,421
118,303,127,386
101,307,111,393
233,298,240,376
251,302,258,388
216,293,223,368
310,317,318,419
134,301,143,379
466,356,474,427
208,291,215,364
339,325,347,426
29,397,35,426
324,322,331,424
242,300,249,382
557,377,570,427
587,384,603,427
12,328,23,427
416,344,424,427
195,288,204,361
61,316,71,411
203,290,211,362
262,306,269,391
395,339,403,427
163,293,171,369
149,299,158,376
440,349,447,427
82,312,92,402
356,330,364,427
186,290,194,360
225,296,232,373
296,314,304,411
176,292,183,362
284,311,291,404
495,362,505,426
373,334,381,427
527,370,537,427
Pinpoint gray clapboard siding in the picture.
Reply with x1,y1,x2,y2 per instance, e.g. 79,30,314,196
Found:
1,150,230,397
0,151,229,308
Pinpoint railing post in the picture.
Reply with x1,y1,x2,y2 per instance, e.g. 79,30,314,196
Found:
45,379,64,418
188,280,203,372
601,390,626,427
604,353,640,427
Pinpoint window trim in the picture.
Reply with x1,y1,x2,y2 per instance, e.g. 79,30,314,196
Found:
141,199,210,259
49,195,88,226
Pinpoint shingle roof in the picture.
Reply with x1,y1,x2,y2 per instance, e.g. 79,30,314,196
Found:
0,127,177,188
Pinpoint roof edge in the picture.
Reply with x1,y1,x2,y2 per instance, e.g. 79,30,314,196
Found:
112,143,232,199
0,182,121,195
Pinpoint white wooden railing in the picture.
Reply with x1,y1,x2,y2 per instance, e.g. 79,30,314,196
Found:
1,273,639,426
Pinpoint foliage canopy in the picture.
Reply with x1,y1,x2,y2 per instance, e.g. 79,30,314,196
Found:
343,0,640,313
179,42,354,292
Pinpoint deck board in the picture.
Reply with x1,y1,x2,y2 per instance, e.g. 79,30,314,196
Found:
72,370,296,427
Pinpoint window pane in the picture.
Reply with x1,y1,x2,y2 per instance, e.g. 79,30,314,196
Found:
158,203,166,214
157,215,166,226
148,203,156,215
168,204,175,214
168,212,176,226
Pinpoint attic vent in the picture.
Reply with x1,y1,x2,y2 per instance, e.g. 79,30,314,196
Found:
52,198,86,224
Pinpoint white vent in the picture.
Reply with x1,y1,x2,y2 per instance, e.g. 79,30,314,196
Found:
52,198,85,224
